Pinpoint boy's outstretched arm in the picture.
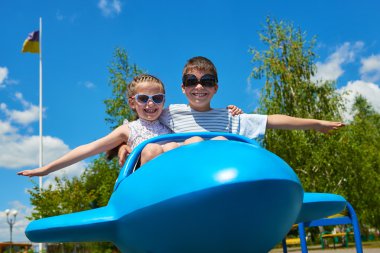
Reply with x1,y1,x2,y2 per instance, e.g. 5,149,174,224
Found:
267,115,345,133
17,125,130,177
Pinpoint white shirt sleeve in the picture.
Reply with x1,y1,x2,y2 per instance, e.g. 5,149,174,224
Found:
238,114,268,139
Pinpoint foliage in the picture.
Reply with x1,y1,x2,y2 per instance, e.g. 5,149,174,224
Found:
341,97,380,228
249,17,380,229
249,16,344,191
104,47,143,129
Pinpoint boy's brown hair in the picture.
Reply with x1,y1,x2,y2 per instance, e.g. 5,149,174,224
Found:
182,56,218,82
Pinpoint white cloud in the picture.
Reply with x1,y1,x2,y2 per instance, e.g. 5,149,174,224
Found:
0,119,16,135
56,10,64,21
0,66,9,87
0,93,86,179
55,10,78,23
1,93,41,126
338,80,380,121
312,42,364,82
98,0,122,17
245,77,261,111
0,67,18,88
0,134,84,174
360,54,380,82
79,80,96,89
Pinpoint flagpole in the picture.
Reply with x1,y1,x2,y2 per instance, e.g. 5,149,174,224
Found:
39,17,43,195
38,16,44,253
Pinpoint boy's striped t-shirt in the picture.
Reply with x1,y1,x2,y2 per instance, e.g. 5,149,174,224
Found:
159,104,267,139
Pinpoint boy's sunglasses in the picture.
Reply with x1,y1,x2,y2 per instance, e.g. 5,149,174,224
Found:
132,93,165,104
182,74,218,88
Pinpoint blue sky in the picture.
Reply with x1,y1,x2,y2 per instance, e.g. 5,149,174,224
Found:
1,0,380,243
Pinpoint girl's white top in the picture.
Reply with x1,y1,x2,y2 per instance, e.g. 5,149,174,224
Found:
126,118,172,150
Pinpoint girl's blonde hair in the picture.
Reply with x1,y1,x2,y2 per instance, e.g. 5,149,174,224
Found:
127,74,165,97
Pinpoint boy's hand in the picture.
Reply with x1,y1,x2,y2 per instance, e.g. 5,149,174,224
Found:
227,105,244,116
316,121,345,133
118,144,132,167
17,167,48,177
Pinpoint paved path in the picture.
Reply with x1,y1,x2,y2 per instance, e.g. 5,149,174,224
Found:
270,247,380,253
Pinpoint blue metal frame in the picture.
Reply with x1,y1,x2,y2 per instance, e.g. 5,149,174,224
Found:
282,201,363,253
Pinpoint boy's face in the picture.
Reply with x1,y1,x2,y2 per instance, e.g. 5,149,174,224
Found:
181,69,218,111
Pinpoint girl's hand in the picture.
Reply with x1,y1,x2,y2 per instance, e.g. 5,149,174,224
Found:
118,144,132,167
17,167,49,177
227,105,244,116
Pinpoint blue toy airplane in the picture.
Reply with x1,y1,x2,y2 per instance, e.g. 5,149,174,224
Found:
25,133,346,253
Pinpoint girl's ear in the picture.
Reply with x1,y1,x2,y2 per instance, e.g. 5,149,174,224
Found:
128,97,135,110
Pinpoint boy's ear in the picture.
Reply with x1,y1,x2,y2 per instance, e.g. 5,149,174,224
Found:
181,84,186,93
214,84,219,93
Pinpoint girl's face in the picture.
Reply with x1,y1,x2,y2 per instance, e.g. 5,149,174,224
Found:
129,81,165,121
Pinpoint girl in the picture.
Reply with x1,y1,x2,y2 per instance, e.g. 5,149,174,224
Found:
18,74,181,177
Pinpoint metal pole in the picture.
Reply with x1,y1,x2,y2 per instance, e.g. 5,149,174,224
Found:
9,222,13,253
39,17,43,191
5,210,17,253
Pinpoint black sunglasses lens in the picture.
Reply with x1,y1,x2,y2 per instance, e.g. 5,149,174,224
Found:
183,74,216,87
136,95,149,103
183,75,198,87
200,79,215,87
152,94,164,103
200,75,216,87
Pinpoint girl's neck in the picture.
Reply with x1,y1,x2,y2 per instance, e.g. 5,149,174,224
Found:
139,118,159,123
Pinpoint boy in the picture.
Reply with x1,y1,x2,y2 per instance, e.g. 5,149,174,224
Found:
116,56,344,165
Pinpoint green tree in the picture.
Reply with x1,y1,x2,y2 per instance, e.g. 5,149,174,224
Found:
249,17,380,229
341,96,380,228
104,47,143,129
249,17,344,192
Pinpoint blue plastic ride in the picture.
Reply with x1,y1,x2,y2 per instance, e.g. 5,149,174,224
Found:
25,133,347,253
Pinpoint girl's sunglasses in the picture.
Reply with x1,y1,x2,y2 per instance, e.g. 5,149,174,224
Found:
132,93,165,104
182,74,218,88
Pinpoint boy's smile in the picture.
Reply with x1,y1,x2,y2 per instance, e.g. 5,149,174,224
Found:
182,70,218,112
191,91,208,98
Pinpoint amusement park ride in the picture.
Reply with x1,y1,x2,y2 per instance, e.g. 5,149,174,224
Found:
24,132,349,253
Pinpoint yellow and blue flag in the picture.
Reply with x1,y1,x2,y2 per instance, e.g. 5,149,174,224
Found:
22,31,40,53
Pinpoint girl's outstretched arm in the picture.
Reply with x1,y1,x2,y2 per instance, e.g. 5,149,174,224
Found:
267,115,345,133
17,125,130,177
